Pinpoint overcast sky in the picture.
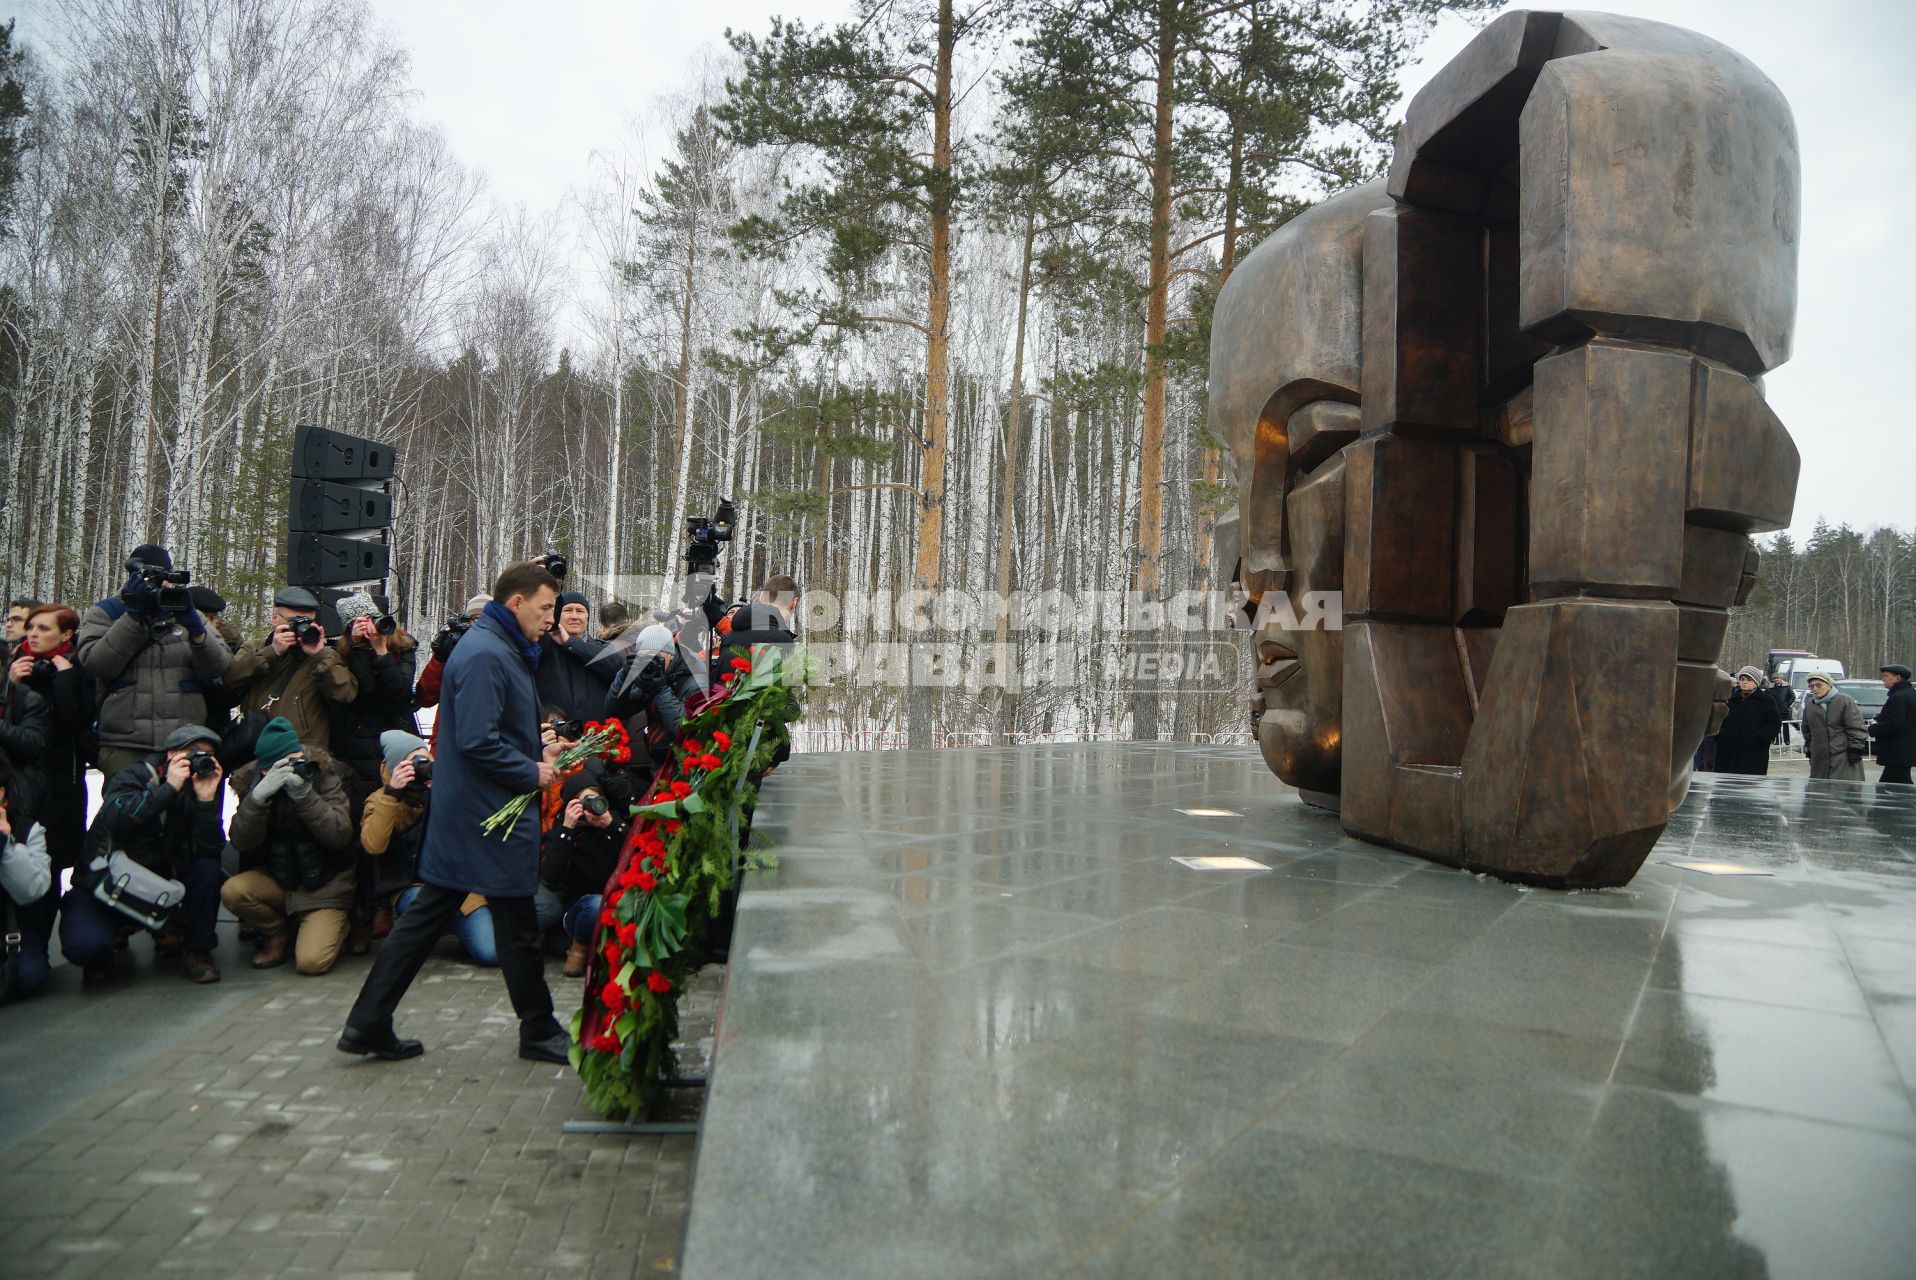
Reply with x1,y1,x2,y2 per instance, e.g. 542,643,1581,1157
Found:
21,0,1911,538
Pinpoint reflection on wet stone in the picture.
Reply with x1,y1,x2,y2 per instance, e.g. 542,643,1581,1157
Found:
681,747,1916,1278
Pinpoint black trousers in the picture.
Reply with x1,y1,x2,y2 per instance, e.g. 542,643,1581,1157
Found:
345,883,562,1044
1883,765,1913,786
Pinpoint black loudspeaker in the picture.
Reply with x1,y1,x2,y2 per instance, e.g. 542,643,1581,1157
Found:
290,479,393,533
294,425,394,481
287,533,391,586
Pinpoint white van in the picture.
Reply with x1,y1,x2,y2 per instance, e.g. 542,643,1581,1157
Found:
1783,658,1846,692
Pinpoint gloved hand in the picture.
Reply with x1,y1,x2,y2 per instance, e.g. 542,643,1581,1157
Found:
430,627,460,663
119,572,152,615
250,757,298,802
177,607,207,638
1847,745,1866,764
282,763,314,799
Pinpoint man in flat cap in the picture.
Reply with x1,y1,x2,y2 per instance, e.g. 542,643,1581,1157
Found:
1874,664,1914,785
222,586,358,758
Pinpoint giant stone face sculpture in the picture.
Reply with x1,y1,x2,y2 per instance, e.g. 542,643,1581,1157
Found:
1211,10,1799,888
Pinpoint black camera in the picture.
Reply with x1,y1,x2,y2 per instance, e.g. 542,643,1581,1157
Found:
30,656,55,681
125,556,193,613
581,792,609,817
288,614,322,645
374,614,397,636
446,614,472,636
546,716,583,741
289,758,319,781
541,550,569,581
187,749,219,779
684,497,736,575
400,756,431,801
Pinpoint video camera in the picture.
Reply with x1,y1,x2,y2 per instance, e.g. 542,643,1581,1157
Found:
125,556,194,613
684,498,735,576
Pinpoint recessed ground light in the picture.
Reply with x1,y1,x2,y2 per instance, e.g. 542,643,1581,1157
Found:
1176,808,1244,817
1662,860,1774,877
1172,856,1271,871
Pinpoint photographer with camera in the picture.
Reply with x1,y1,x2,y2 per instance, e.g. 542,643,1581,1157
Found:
223,587,358,756
539,765,631,978
361,729,506,967
9,604,89,872
605,623,699,768
76,543,234,778
415,593,489,722
219,717,356,974
330,591,421,952
1,751,55,1004
62,723,227,983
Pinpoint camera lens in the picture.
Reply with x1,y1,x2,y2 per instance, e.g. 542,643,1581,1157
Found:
376,615,397,635
582,793,609,816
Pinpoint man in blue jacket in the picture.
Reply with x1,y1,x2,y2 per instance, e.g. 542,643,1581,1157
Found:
339,561,568,1062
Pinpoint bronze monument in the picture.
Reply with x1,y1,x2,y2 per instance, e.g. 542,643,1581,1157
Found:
1212,10,1799,887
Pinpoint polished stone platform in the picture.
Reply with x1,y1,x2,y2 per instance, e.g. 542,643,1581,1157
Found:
679,745,1916,1279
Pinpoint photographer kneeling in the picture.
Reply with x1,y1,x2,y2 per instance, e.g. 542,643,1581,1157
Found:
220,718,356,974
539,765,631,978
63,724,228,983
363,729,506,968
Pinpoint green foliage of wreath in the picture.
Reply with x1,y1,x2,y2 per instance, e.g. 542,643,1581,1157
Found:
567,646,806,1119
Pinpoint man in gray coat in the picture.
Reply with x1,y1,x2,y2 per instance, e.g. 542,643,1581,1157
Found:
1801,673,1868,782
339,560,568,1062
77,543,233,777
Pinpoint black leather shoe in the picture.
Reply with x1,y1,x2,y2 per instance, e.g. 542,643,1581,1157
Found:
518,1033,572,1064
337,1028,424,1060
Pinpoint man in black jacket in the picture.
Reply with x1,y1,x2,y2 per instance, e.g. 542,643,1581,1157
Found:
536,591,617,727
1873,664,1914,785
61,723,228,982
1767,675,1796,745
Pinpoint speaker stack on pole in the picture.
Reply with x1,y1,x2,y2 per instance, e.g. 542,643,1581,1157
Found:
287,425,395,630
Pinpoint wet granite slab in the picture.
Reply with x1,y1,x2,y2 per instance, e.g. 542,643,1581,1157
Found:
680,745,1916,1279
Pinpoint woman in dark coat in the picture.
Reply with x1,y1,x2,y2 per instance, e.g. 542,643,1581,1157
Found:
329,591,420,948
1715,665,1782,776
8,605,89,870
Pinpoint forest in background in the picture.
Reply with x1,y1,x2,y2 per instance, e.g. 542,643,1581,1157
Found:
0,0,1909,749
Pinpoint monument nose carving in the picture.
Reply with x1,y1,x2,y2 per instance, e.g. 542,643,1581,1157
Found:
1210,9,1800,888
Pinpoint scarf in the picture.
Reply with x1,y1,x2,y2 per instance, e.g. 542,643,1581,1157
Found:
482,600,542,670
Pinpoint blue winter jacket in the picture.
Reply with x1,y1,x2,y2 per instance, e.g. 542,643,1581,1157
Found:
416,608,544,897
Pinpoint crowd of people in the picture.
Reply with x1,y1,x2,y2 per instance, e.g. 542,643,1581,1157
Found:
0,543,800,1007
1697,663,1913,783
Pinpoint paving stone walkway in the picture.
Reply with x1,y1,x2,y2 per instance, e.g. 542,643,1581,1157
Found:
0,941,717,1280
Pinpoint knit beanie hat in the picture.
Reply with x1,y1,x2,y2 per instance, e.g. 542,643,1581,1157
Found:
634,623,674,656
254,717,301,771
380,729,427,772
1734,665,1765,684
128,542,171,570
335,591,380,629
464,593,491,617
557,590,591,612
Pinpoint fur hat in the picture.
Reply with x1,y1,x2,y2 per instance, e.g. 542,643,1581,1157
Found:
334,591,380,629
